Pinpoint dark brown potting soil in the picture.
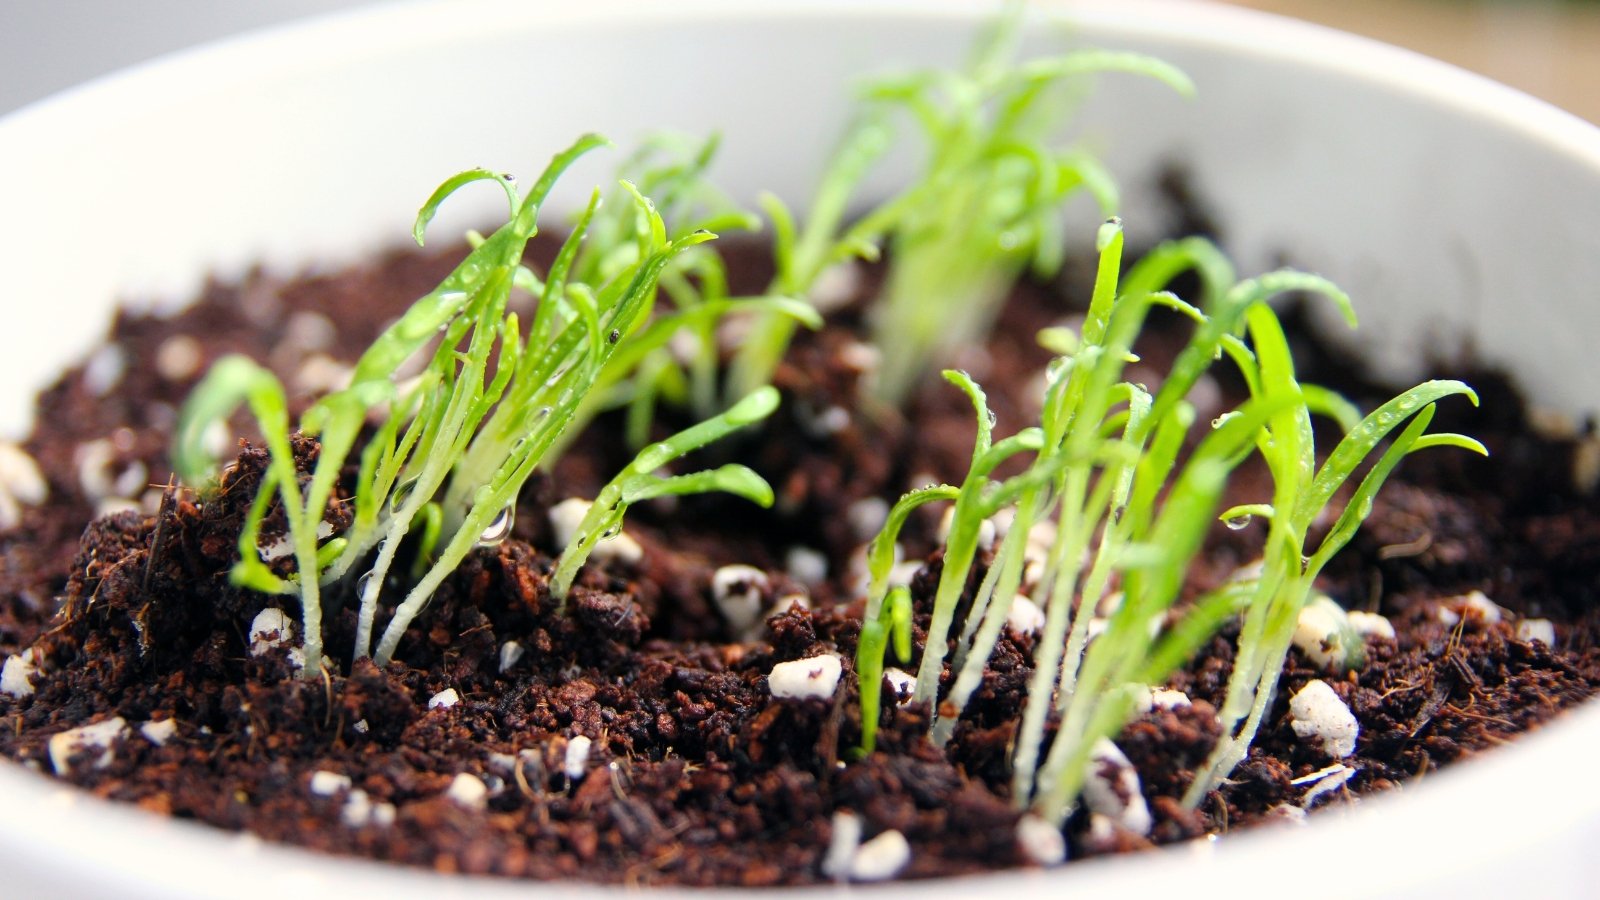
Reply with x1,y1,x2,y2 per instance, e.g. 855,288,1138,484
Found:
0,229,1596,885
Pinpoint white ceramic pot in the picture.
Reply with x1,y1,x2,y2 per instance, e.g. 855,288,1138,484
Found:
1,1,1596,896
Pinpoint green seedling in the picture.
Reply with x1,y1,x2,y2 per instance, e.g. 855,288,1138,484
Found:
729,1,1191,408
547,133,820,451
549,387,780,602
852,218,1482,829
176,135,776,673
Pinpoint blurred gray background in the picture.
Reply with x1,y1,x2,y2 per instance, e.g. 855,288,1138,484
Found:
2,0,1596,121
0,0,377,114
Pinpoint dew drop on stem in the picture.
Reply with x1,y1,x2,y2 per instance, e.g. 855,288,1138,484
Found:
478,504,515,547
389,477,418,514
633,442,675,474
1224,514,1252,531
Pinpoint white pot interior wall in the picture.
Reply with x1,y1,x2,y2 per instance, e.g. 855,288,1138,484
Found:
4,1,1598,437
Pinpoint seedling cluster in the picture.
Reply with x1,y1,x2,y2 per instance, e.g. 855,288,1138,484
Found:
167,3,1482,841
850,221,1482,824
175,135,785,673
727,11,1190,408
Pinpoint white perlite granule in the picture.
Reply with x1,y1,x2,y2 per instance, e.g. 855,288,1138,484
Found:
809,261,863,313
1292,762,1357,809
487,752,520,776
1292,595,1359,671
248,608,294,657
1015,814,1067,866
883,667,916,706
154,334,204,381
886,560,922,591
281,311,338,354
936,506,996,551
768,654,843,701
846,497,889,542
1288,679,1359,758
1,649,38,698
75,437,146,503
1082,738,1152,836
837,341,880,374
821,811,863,880
445,773,488,809
770,593,810,618
257,534,294,562
427,688,460,710
711,564,770,635
499,640,525,674
1518,618,1557,646
548,498,643,565
800,405,851,438
0,442,47,531
785,546,828,586
1005,594,1047,636
1081,813,1118,853
202,420,232,460
292,353,353,395
1437,590,1505,626
564,735,592,780
309,770,353,796
48,717,129,775
1346,610,1396,640
1133,687,1192,715
82,345,126,396
848,829,911,882
341,789,396,828
138,719,177,746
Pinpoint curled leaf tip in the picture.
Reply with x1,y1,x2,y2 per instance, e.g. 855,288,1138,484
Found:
732,386,782,422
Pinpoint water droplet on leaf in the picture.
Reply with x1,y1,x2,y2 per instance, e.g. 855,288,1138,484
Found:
478,504,515,546
633,442,675,473
389,477,418,513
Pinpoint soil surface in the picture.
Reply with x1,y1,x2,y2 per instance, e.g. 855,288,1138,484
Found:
1,227,1597,885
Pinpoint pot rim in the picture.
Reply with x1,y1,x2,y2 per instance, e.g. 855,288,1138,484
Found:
8,0,1598,173
2,2,1597,898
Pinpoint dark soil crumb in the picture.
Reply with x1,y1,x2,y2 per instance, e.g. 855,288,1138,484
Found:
0,228,1596,885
